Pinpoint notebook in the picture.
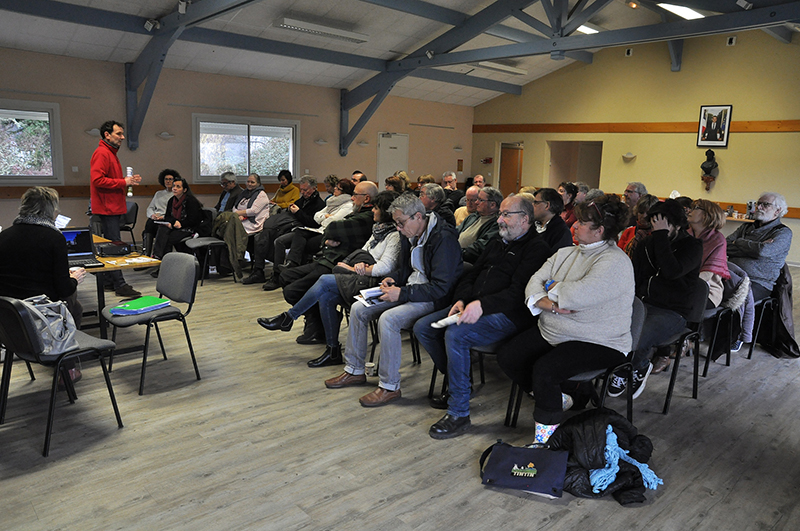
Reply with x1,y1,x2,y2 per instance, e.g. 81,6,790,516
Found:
61,227,105,269
110,296,170,315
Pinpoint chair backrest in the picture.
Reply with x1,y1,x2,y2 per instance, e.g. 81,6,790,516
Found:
630,297,646,352
156,252,200,304
0,297,45,362
122,201,138,226
686,279,710,325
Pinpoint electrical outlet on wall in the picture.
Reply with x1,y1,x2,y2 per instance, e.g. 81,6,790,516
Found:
625,48,633,57
727,36,737,46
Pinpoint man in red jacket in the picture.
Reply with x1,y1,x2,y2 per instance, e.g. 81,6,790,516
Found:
90,120,141,298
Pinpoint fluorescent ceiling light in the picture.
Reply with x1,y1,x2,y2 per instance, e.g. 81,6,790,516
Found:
658,4,705,20
276,17,368,44
576,25,599,34
473,61,528,76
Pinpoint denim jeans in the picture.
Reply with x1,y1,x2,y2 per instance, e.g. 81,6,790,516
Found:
414,309,516,418
345,299,434,391
287,274,344,347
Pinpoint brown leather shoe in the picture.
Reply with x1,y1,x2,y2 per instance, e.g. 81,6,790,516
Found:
325,372,367,389
651,355,671,374
359,387,401,407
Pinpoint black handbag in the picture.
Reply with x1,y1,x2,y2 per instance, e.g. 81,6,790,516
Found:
479,441,569,498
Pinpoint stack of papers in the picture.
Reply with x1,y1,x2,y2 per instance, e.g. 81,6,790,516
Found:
110,296,170,315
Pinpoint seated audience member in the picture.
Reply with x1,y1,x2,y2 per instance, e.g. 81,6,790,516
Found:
416,174,436,196
419,183,456,227
384,175,408,194
726,192,793,352
324,194,463,407
574,181,589,203
243,175,324,285
558,182,579,228
496,194,633,445
257,191,401,367
322,174,340,202
623,182,648,226
609,199,702,392
472,174,485,188
518,186,539,195
0,187,89,383
152,176,204,260
212,172,270,279
214,171,243,213
617,194,659,257
395,171,412,192
441,171,464,209
142,169,175,255
458,186,502,264
277,178,355,271
530,188,573,252
271,169,300,210
269,181,379,344
414,195,551,438
453,185,479,227
726,192,792,302
676,196,694,216
688,199,730,308
351,170,367,184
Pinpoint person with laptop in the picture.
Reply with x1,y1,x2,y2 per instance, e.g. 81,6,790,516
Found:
0,187,88,383
89,120,141,298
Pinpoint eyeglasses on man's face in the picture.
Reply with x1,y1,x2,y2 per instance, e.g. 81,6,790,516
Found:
498,210,525,218
756,201,774,209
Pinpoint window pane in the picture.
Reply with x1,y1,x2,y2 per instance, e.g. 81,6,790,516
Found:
250,125,291,177
199,121,248,177
0,109,53,177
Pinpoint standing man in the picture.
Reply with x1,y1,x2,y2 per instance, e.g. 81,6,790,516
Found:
215,171,243,213
90,120,141,298
414,195,550,438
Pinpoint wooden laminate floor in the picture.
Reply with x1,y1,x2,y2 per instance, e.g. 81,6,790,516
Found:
2,266,799,531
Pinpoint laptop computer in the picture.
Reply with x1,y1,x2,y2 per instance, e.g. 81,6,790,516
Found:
61,227,105,269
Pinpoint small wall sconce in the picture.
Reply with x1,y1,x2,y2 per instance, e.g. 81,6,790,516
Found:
314,139,328,145
85,128,101,137
622,152,636,162
357,140,369,147
157,131,174,140
453,146,463,152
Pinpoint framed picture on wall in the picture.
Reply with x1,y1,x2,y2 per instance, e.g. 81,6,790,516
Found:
697,105,732,148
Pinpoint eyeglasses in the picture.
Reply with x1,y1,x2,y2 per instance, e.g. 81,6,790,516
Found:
498,210,525,218
219,180,231,186
465,197,479,203
587,201,603,218
353,192,368,197
394,215,416,228
756,201,774,209
476,197,489,203
532,200,547,205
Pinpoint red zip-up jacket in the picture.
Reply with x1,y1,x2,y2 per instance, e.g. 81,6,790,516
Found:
90,139,127,215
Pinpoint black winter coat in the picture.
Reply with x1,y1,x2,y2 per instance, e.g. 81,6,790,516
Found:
548,409,655,506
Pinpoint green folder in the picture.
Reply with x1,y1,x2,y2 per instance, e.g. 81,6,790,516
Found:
110,296,170,315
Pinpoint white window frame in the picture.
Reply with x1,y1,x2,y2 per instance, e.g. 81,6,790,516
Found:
192,113,300,184
0,98,64,186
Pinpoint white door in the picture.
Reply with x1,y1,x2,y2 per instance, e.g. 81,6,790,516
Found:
376,132,409,190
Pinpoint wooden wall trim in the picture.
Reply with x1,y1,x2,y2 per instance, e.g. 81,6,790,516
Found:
0,183,286,200
472,120,800,134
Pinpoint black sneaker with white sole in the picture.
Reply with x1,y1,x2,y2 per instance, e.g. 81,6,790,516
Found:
630,362,653,399
607,372,627,398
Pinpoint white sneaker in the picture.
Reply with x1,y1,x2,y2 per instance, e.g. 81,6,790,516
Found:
631,363,654,399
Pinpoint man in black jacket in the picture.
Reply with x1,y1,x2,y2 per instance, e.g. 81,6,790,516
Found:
531,188,573,252
214,171,243,213
324,194,463,408
413,194,551,438
243,175,325,284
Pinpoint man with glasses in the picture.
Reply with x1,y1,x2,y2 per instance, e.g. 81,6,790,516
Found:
441,171,464,210
727,192,792,301
324,194,462,407
457,186,502,264
214,171,243,213
530,188,573,252
413,195,551,438
243,175,325,285
453,185,479,227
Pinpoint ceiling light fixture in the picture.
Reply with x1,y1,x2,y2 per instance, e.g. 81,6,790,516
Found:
157,131,175,140
626,2,638,8
178,1,189,15
144,19,161,32
472,61,528,76
315,139,328,145
576,25,599,34
657,4,705,20
275,17,368,44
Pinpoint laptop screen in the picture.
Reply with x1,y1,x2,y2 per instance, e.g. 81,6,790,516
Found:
61,228,95,260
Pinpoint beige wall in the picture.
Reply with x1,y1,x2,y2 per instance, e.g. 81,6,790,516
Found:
472,30,800,264
0,47,473,229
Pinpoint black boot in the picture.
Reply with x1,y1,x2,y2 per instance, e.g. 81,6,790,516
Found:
262,273,281,291
308,343,343,368
257,312,293,332
242,268,266,285
296,311,325,344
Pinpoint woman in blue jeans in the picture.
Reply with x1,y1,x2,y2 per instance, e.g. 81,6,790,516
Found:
257,191,401,367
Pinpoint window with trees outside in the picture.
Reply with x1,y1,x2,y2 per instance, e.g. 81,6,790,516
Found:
193,114,299,183
0,99,64,185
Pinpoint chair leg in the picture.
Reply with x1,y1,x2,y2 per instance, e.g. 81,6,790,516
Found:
505,382,524,428
410,332,421,364
663,343,683,415
60,365,77,404
182,317,201,381
99,353,123,429
43,360,64,457
153,322,168,360
477,351,485,385
702,315,723,378
198,248,210,287
748,300,772,360
428,366,438,399
26,360,35,381
0,352,14,424
692,334,700,399
109,326,118,371
139,323,153,395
